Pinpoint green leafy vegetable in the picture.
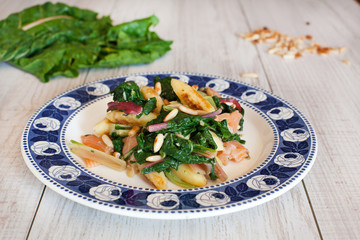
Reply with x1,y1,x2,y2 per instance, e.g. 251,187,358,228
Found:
111,81,145,105
0,2,172,82
135,129,217,175
162,133,194,159
209,163,218,180
147,108,169,125
153,76,179,101
141,157,181,174
239,107,245,131
124,146,138,161
149,109,201,136
110,132,124,153
134,150,153,165
110,81,157,117
166,111,202,136
130,89,246,179
136,132,156,152
142,97,157,115
114,124,132,130
202,118,246,144
192,128,218,150
213,96,236,113
160,133,216,166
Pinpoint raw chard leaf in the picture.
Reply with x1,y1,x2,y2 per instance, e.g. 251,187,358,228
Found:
0,2,172,82
11,42,101,82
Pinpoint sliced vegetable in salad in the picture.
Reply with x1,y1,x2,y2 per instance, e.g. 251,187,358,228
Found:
69,76,250,189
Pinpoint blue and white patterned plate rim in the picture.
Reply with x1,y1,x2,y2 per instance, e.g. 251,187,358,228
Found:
21,72,318,219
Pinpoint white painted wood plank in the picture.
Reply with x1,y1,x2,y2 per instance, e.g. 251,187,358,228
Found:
0,0,331,239
28,183,319,240
81,0,271,89
0,67,88,239
320,0,360,39
0,1,90,238
239,0,360,239
24,0,319,239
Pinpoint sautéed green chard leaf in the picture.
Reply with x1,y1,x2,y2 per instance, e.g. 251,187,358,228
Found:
111,81,145,104
143,97,157,115
141,157,181,174
110,132,124,154
109,82,157,117
153,76,179,101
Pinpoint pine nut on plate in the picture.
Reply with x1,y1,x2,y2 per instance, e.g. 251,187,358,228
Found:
163,108,178,122
153,133,164,152
146,155,163,162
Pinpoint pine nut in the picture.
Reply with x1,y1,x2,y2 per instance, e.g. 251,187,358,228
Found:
342,59,351,65
167,102,182,108
113,152,121,158
154,82,162,95
268,47,279,54
192,85,199,90
206,87,221,97
328,48,340,54
163,108,178,122
179,105,199,115
340,46,347,53
126,164,135,177
264,34,277,42
146,155,163,162
282,53,295,59
128,126,140,137
102,134,114,148
239,27,346,61
153,133,164,152
175,133,185,138
240,72,258,78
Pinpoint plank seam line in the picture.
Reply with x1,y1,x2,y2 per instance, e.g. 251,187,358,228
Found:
82,69,91,85
25,186,46,240
302,180,324,240
238,1,322,238
237,0,274,94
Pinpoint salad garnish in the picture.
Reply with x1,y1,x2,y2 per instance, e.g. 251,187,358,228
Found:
69,76,250,189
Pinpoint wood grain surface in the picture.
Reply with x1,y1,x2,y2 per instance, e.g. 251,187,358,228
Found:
0,0,359,239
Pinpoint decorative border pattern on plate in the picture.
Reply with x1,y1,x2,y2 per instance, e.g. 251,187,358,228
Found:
21,72,317,219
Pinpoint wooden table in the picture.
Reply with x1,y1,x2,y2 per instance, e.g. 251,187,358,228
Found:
1,0,359,239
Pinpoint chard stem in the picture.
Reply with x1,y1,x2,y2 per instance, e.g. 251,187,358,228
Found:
21,15,73,31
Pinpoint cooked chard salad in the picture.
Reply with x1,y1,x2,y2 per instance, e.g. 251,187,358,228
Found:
69,76,249,189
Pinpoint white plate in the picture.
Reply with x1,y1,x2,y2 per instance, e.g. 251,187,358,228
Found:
21,72,317,219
